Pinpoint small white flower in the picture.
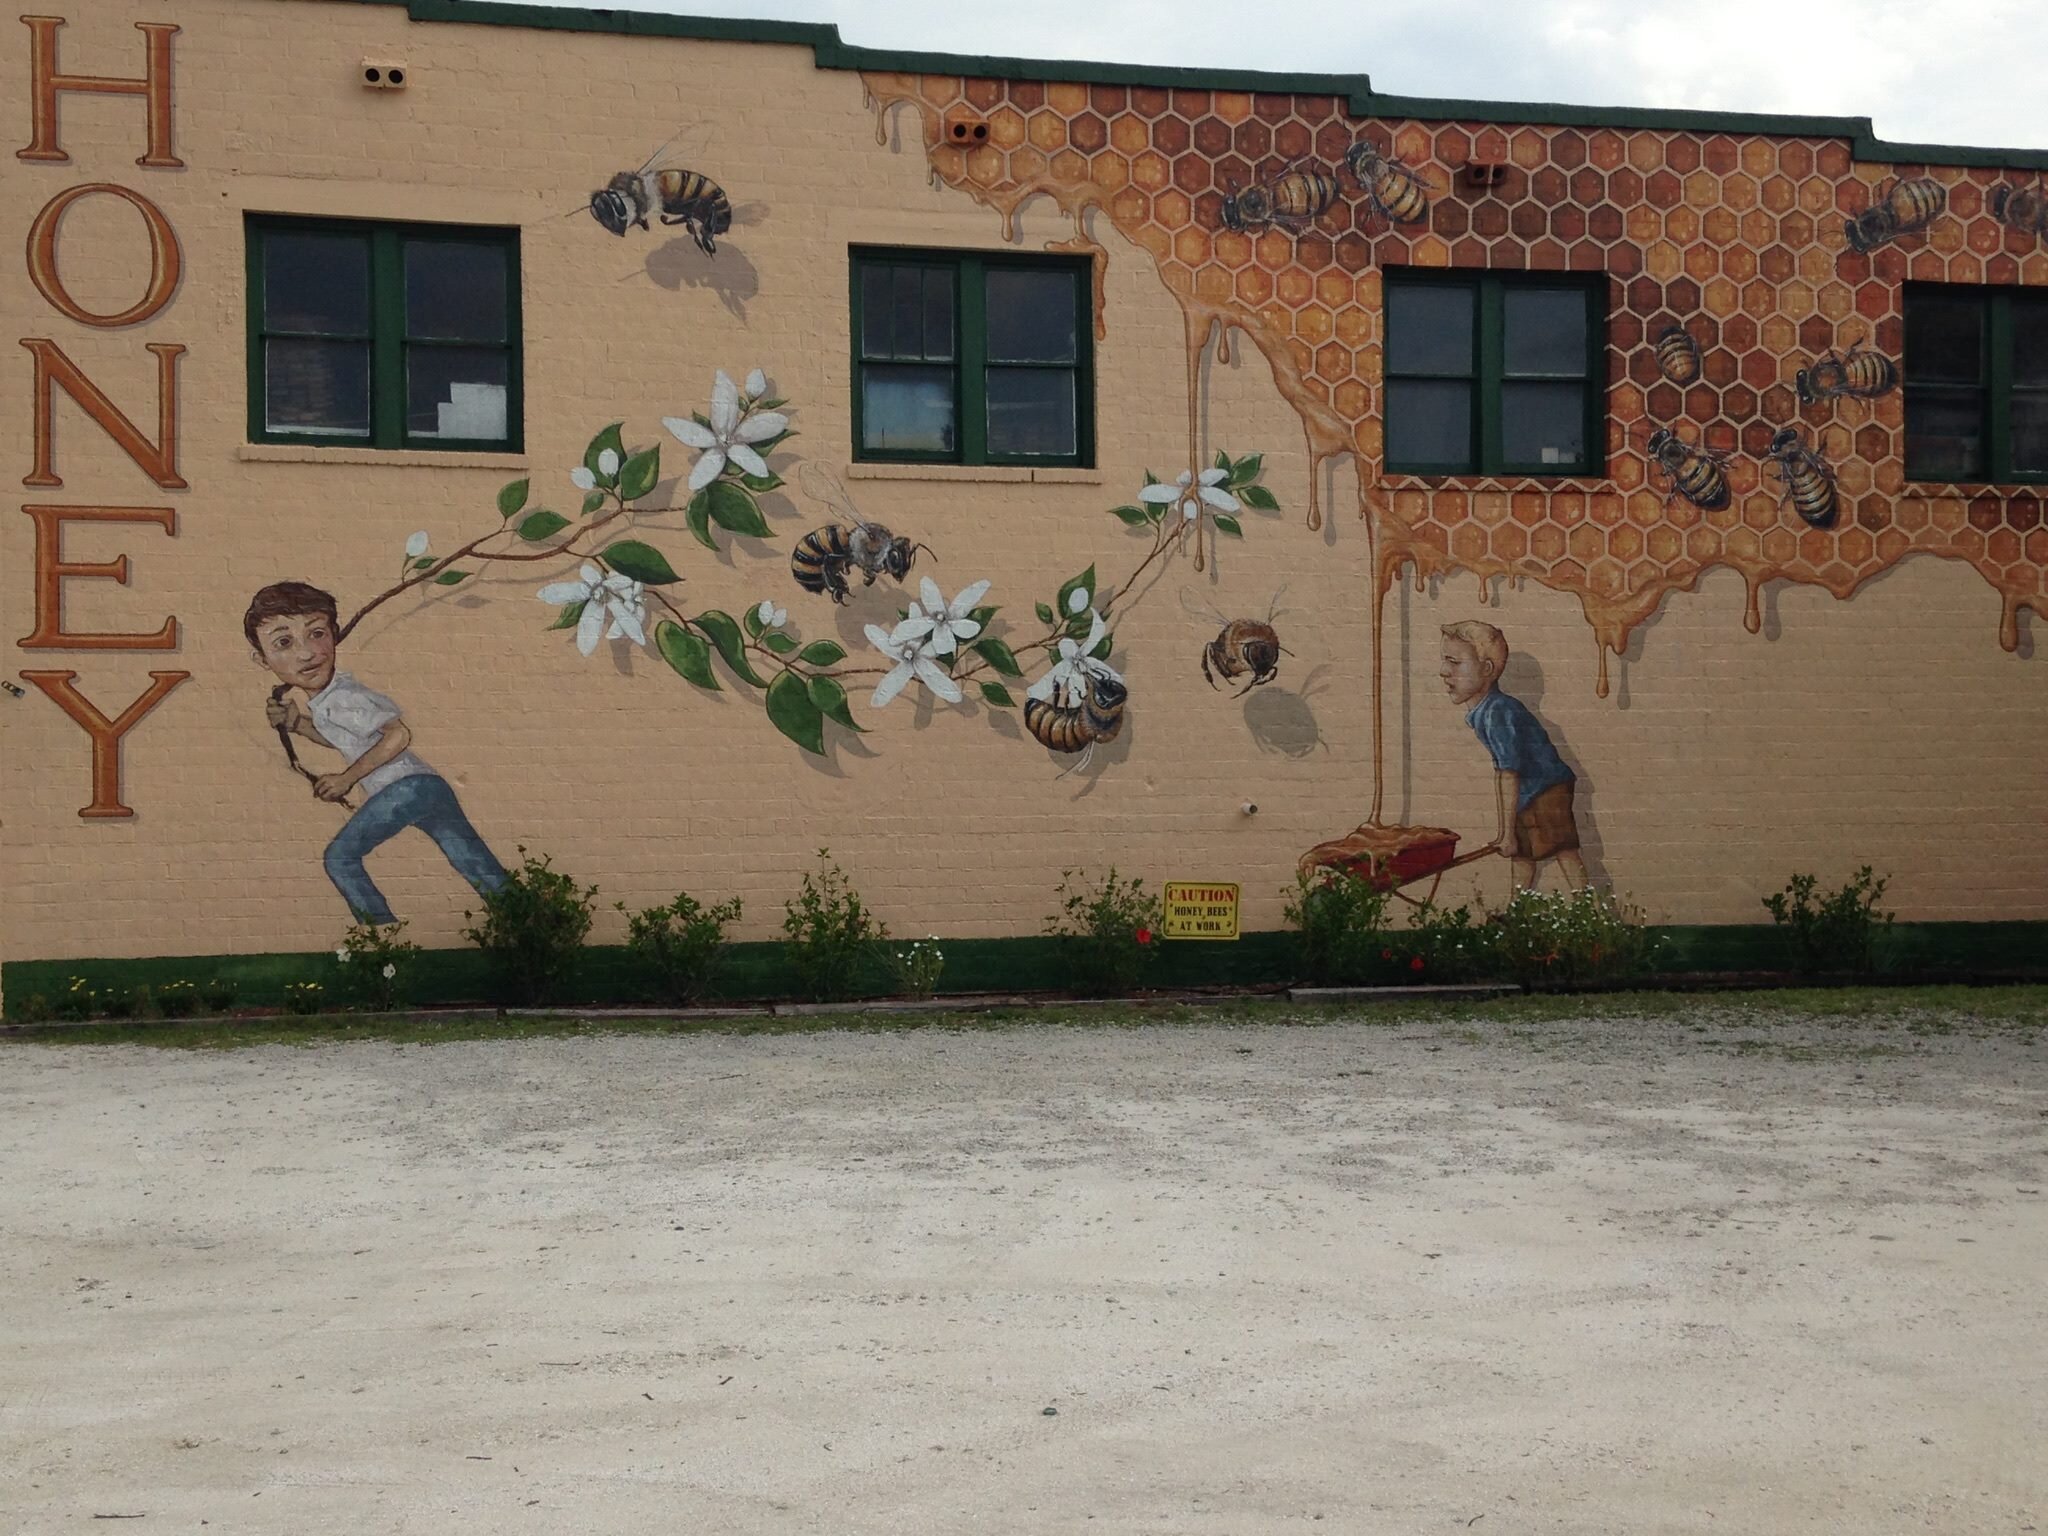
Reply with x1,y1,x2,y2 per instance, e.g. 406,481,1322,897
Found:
745,367,768,397
381,963,396,980
1026,609,1122,708
536,561,649,657
894,577,992,658
405,531,430,559
335,947,350,963
663,370,790,493
1138,466,1241,524
1067,586,1090,615
756,598,787,629
864,620,963,708
569,447,622,493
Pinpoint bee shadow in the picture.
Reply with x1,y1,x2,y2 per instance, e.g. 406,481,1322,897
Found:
1056,715,1135,799
643,237,760,321
1242,666,1331,757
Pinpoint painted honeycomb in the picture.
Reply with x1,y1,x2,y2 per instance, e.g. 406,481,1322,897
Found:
863,74,2048,681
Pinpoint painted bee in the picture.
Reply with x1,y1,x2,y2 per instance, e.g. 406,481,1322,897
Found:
1765,426,1838,530
1795,334,1898,406
791,465,931,604
1341,141,1435,226
1186,588,1290,696
1842,175,1946,255
1652,324,1702,385
1220,160,1341,232
1024,673,1127,754
587,129,732,256
1645,427,1732,512
1990,182,2048,241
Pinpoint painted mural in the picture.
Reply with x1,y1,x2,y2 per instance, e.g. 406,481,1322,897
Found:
585,129,734,255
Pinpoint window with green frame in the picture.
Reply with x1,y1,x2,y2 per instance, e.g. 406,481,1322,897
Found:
246,215,522,452
851,248,1093,467
1383,270,1605,477
1904,282,2048,483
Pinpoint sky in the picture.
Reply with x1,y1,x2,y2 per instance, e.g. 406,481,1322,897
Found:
486,0,2048,153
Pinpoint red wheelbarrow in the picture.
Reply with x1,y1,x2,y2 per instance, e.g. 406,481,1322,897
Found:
1298,822,1497,907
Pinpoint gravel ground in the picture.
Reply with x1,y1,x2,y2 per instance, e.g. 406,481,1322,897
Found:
2,1006,2044,1535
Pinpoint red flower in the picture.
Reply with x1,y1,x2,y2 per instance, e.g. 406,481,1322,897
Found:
1380,948,1393,960
1135,927,1153,945
1409,955,1425,972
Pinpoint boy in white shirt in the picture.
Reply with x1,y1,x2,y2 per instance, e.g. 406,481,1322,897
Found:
246,581,506,924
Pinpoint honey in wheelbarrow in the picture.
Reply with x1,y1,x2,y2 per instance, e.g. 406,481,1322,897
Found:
1299,822,1461,893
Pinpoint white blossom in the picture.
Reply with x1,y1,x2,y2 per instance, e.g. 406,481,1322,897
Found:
1026,609,1122,708
381,963,397,980
663,370,789,493
335,946,350,963
536,561,648,657
894,577,991,658
1067,585,1090,615
745,367,768,397
1138,466,1241,523
756,598,787,629
404,531,430,559
864,620,962,708
569,447,622,492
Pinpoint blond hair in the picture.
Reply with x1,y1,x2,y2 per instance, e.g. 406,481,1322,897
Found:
1441,620,1508,676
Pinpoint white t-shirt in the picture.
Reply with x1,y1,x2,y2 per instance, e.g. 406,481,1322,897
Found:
306,671,434,800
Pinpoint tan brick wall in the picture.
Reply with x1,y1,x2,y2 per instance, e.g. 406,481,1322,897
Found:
2,0,2043,969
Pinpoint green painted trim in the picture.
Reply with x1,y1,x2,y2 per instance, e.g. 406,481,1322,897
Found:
312,0,2048,169
8,922,2046,1017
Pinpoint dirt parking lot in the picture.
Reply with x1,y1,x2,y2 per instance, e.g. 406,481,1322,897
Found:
2,1003,2044,1534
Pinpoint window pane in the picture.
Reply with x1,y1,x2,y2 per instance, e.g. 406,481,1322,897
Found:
2013,299,2048,387
986,269,1077,363
860,264,894,357
862,364,955,453
1387,284,1474,376
1905,294,1983,384
405,241,508,343
264,232,368,335
892,267,929,359
407,347,510,441
2012,390,2048,474
266,337,369,435
986,367,1076,457
1503,289,1588,377
1501,381,1587,466
1904,388,1986,478
924,270,954,361
1386,379,1473,467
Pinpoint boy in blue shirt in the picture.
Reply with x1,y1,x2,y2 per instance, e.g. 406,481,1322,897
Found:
1440,621,1588,892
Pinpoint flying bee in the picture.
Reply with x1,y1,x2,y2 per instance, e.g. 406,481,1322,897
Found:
585,128,732,255
1341,141,1435,226
1185,588,1290,696
1652,324,1702,385
1024,672,1127,755
1841,175,1946,255
1644,426,1732,512
1220,159,1342,233
1795,334,1898,405
1990,182,2048,241
791,464,932,604
1765,427,1839,530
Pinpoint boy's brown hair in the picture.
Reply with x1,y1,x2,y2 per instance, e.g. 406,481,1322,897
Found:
1441,620,1508,677
244,581,340,649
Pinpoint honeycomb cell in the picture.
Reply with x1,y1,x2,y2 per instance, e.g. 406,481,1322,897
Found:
1703,277,1739,318
1170,88,1211,119
988,107,1026,150
1007,145,1046,184
1434,125,1473,165
1949,179,1983,220
1172,154,1209,196
1154,188,1193,228
1494,524,1530,562
1666,206,1701,245
1232,119,1271,161
1335,232,1373,270
1472,200,1510,240
1009,80,1044,112
1646,169,1682,209
1110,186,1149,225
1195,266,1232,305
1273,120,1313,161
1527,237,1566,270
1254,230,1292,269
1531,523,1567,562
1702,206,1740,246
1529,166,1568,205
1668,136,1702,174
1070,112,1109,153
1740,349,1779,391
1153,115,1191,156
1817,283,1854,321
1028,111,1067,152
1627,134,1664,173
1191,115,1231,157
1841,526,1876,566
1647,382,1683,418
1702,347,1738,387
918,77,959,109
1316,119,1354,164
964,77,1003,110
1090,153,1131,193
1248,91,1288,125
1588,205,1624,245
1684,169,1721,210
1089,83,1128,115
1550,206,1587,243
1644,242,1682,282
1723,384,1757,420
1854,281,1890,322
1569,166,1605,205
1435,200,1472,239
1277,268,1314,306
1297,302,1334,344
1761,315,1797,354
1047,81,1088,114
1780,141,1814,179
1509,127,1547,169
1723,175,1759,212
1510,203,1546,241
1610,524,1645,562
1132,150,1170,191
1452,524,1488,564
1727,527,1762,561
1333,379,1368,417
1111,116,1149,156
1051,148,1089,184
1568,523,1603,562
1174,226,1210,267
1684,244,1717,284
1212,91,1251,126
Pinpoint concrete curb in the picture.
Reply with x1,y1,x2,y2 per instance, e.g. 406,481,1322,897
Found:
1287,984,1518,1002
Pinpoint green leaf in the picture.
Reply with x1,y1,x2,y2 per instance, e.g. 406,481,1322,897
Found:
655,619,717,689
434,570,469,586
808,674,864,732
1141,469,1159,487
740,470,784,493
1110,504,1150,526
600,539,681,585
743,605,766,639
1145,503,1164,524
581,490,607,517
583,424,626,484
969,605,998,629
1088,628,1114,661
517,509,571,543
765,670,825,755
703,480,771,538
1035,601,1056,625
1214,448,1232,472
750,428,796,456
762,631,799,656
1239,483,1281,511
496,478,529,518
549,600,586,631
973,637,1024,676
693,609,768,687
411,556,438,571
618,445,661,502
1213,514,1244,538
685,494,717,550
979,681,1017,708
1055,564,1097,623
798,639,847,666
1229,452,1264,488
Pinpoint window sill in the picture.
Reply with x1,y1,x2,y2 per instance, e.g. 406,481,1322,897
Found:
846,463,1102,485
237,443,527,469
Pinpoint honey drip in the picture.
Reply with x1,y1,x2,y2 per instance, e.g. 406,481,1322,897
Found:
1044,230,1110,342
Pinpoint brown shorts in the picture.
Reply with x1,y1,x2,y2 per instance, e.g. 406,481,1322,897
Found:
1513,780,1580,862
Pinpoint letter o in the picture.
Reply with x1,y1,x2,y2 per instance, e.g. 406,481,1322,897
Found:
27,183,182,328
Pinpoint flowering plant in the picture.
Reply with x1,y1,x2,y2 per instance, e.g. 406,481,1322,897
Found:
887,937,946,1001
1046,867,1163,996
282,980,325,1016
335,918,422,1011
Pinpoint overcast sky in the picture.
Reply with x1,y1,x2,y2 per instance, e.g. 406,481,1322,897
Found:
501,0,2047,153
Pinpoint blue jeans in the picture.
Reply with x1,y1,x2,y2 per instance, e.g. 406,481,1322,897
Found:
323,773,507,924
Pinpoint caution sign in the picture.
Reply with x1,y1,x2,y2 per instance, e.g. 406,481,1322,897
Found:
1162,881,1240,940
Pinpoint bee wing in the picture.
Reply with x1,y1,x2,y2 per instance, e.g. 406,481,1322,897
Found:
1178,586,1230,628
636,122,713,178
797,462,873,532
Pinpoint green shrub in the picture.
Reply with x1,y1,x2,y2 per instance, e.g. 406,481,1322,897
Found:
887,937,946,1001
622,891,743,1005
1046,867,1163,995
782,850,886,1002
53,977,97,1022
335,918,423,1011
10,993,52,1024
281,980,326,1016
1487,887,1657,986
200,979,239,1014
1389,900,1494,983
1284,868,1394,985
463,848,597,1006
153,980,200,1018
1763,867,1893,973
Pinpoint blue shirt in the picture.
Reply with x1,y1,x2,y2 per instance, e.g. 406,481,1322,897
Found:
1465,688,1573,810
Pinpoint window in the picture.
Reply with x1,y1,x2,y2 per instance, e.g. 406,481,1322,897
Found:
851,248,1093,467
1904,283,2048,483
1383,270,1604,477
246,216,521,451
